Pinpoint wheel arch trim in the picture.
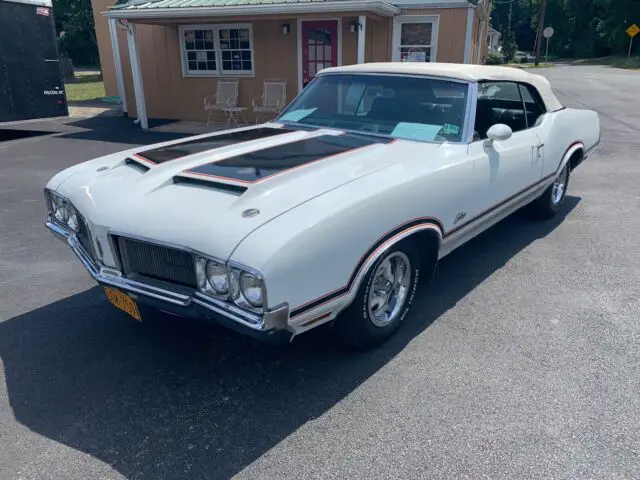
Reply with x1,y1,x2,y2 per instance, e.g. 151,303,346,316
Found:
558,141,584,174
289,218,442,319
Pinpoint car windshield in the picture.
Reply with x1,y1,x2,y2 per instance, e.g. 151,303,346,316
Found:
276,73,469,142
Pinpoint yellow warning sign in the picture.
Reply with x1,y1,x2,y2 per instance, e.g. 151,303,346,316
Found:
626,24,640,38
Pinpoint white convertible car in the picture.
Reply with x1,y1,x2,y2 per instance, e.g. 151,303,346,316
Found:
44,63,600,347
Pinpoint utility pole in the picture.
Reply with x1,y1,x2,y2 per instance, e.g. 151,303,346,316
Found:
534,0,548,66
508,2,512,30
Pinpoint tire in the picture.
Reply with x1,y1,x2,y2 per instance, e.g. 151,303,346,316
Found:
333,239,423,349
530,163,570,219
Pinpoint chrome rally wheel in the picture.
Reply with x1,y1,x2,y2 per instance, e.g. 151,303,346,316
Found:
551,164,569,206
531,162,571,219
367,252,412,327
334,239,428,349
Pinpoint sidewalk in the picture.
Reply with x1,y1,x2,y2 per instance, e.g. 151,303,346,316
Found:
68,104,121,119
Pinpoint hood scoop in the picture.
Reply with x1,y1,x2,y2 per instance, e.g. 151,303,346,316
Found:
125,157,151,172
173,175,247,195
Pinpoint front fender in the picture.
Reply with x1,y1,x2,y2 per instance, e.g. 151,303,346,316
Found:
230,163,449,319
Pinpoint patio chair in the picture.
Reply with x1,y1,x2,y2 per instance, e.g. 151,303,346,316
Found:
204,79,241,127
252,79,287,123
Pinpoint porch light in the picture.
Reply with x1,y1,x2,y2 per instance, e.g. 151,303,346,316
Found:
282,23,290,35
349,21,361,33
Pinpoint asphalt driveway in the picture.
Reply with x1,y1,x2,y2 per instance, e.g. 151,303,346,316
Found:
1,65,639,479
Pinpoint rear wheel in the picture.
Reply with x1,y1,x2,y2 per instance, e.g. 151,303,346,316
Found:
333,240,422,349
531,163,570,218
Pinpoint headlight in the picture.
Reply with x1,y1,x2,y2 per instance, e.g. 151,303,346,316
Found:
67,208,79,232
196,257,229,297
50,193,68,223
206,260,229,294
48,190,80,232
196,257,266,311
239,272,263,307
229,267,265,310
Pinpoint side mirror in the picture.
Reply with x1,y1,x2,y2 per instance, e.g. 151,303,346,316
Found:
485,123,513,147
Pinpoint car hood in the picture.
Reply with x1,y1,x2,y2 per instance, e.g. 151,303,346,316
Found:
52,124,442,262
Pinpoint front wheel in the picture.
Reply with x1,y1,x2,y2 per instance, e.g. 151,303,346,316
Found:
333,240,422,349
530,164,570,219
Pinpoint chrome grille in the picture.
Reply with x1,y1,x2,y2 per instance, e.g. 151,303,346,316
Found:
116,237,197,287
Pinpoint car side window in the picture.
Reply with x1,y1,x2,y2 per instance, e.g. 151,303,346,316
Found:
474,81,527,140
518,84,546,127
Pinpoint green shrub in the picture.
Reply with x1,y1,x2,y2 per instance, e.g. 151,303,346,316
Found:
610,56,640,69
485,52,504,65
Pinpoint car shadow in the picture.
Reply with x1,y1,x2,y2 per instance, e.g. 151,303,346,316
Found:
0,196,579,479
59,115,188,145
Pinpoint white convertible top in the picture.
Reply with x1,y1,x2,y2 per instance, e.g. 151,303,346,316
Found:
321,63,564,112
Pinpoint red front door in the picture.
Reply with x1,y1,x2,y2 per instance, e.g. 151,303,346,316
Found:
301,20,339,88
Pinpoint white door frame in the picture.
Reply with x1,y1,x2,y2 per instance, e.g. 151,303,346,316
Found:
391,15,439,63
296,17,343,93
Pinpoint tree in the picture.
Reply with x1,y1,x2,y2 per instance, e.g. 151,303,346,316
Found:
53,0,99,66
491,0,640,58
501,29,518,61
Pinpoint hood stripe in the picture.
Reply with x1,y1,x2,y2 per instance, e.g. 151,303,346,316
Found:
184,134,388,184
134,127,294,164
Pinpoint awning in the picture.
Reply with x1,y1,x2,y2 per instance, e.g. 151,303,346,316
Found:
105,0,400,18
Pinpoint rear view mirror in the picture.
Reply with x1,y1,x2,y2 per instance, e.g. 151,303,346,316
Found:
485,124,513,146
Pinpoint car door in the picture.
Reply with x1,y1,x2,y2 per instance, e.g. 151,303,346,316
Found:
467,81,544,210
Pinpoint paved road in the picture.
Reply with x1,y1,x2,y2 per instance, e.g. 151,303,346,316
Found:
1,66,639,479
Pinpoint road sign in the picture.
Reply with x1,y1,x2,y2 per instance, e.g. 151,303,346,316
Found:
542,27,554,65
626,24,640,38
627,24,639,59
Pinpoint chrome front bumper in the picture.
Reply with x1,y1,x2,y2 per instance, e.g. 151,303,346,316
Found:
46,220,291,340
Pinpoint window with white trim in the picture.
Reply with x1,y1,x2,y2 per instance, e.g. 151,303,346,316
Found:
392,16,439,63
180,24,254,76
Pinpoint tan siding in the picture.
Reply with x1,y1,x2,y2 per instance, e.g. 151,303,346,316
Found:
398,7,468,63
125,19,299,121
164,26,184,119
365,18,374,63
91,0,118,97
366,17,391,63
341,19,357,66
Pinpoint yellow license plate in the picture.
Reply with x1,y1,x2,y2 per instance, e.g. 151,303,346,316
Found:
104,287,142,321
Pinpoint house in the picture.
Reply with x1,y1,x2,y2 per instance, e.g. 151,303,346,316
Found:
487,25,501,53
92,0,492,128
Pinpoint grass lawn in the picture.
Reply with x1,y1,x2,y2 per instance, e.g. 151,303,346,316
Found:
506,63,555,69
544,56,640,70
64,73,106,102
573,56,640,69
